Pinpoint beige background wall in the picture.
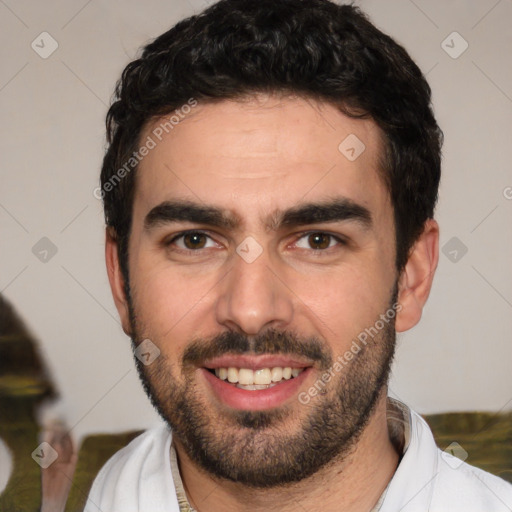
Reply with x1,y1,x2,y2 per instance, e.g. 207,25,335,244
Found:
1,0,511,443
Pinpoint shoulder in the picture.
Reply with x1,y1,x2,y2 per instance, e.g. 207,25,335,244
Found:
94,424,171,482
83,424,175,512
411,407,512,511
432,448,512,511
383,402,512,512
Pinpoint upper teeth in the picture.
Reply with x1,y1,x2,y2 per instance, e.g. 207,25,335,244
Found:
214,367,303,385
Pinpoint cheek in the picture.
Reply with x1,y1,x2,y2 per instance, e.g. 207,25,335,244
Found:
289,263,394,350
129,260,215,342
128,221,193,329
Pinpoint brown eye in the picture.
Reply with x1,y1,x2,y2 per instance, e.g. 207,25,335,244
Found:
307,233,332,250
295,232,344,252
182,232,208,249
166,231,219,253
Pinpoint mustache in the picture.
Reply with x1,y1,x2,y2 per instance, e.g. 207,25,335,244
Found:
182,328,333,369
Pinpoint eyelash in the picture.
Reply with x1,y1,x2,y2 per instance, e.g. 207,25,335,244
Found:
165,230,347,253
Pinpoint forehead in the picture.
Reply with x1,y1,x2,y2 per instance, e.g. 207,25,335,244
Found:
135,94,389,223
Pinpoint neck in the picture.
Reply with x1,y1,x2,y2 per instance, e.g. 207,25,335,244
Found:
173,392,399,512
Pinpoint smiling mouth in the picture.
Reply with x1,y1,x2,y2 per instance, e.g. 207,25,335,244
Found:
206,366,306,390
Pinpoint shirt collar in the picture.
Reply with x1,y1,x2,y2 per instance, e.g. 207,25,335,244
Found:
371,397,411,511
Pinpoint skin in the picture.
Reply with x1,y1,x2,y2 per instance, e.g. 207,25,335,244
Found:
106,94,439,512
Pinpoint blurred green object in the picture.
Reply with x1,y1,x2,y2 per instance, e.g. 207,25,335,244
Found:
426,411,512,483
64,431,143,512
0,294,58,512
0,397,43,512
0,374,52,397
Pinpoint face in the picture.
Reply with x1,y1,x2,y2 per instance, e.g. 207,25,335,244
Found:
116,95,402,486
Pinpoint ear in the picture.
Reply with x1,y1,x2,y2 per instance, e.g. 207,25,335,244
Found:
395,219,439,333
105,228,132,335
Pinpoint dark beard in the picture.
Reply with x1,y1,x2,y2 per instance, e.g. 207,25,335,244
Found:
128,292,397,488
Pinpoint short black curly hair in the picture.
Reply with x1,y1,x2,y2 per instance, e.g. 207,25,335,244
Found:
100,0,442,283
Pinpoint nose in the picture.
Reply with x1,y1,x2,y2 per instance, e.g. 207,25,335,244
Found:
215,243,294,335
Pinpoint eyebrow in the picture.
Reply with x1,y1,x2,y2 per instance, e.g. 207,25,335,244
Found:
144,197,372,232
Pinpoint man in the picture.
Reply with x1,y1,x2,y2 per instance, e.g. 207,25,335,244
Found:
85,0,512,510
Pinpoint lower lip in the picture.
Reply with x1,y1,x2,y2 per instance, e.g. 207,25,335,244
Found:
201,367,312,411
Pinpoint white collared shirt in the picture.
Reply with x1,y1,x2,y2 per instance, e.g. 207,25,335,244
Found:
84,399,512,512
